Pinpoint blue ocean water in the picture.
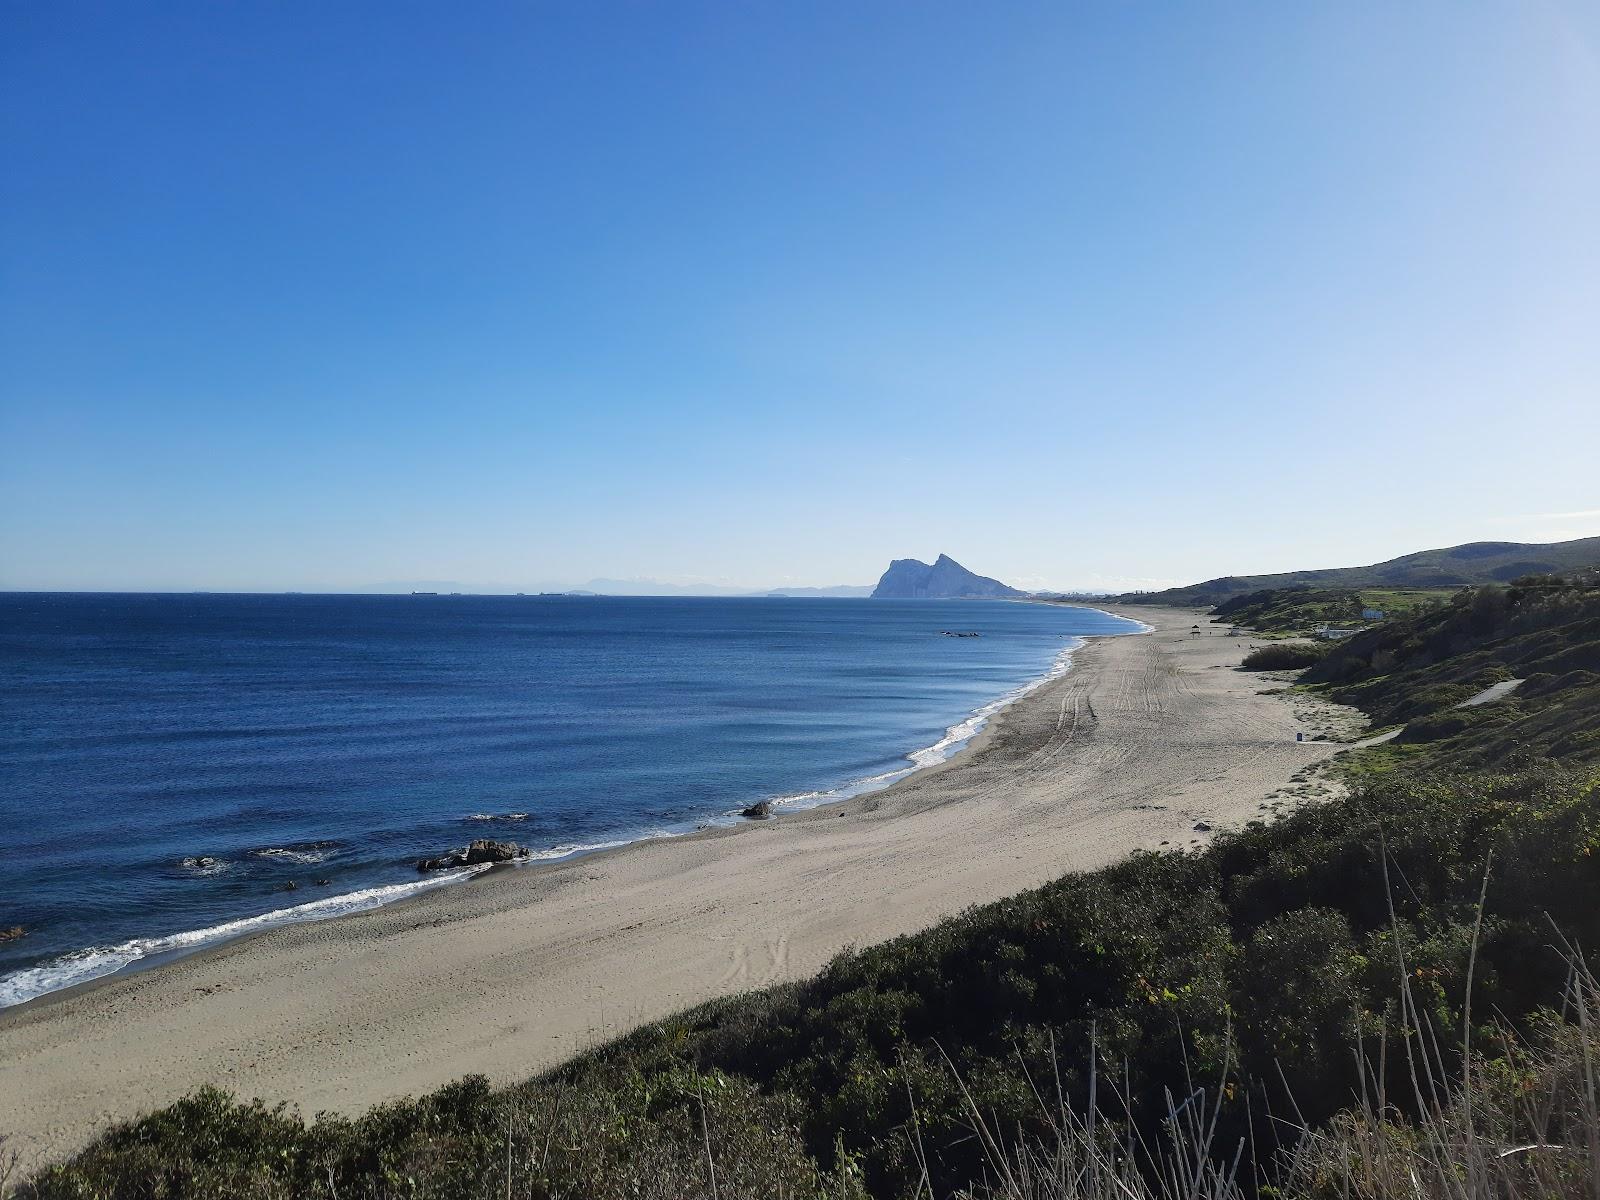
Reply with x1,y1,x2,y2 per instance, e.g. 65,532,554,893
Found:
0,593,1141,1005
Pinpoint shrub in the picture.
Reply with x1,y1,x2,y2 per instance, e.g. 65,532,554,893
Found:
1241,642,1327,670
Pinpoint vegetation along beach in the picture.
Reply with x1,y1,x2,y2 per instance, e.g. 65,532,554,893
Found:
3,2,1597,1196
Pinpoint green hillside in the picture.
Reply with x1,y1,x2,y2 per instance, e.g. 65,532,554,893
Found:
1117,535,1600,607
1212,584,1454,635
1303,575,1600,764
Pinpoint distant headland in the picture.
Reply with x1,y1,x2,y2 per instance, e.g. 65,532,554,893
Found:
870,554,1025,599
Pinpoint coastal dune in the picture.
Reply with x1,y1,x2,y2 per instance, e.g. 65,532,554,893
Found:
0,607,1361,1172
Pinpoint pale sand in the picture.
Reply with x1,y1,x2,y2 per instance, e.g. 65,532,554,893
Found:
0,606,1363,1172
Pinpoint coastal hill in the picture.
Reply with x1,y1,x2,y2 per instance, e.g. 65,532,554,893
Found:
1116,534,1600,606
870,553,1025,599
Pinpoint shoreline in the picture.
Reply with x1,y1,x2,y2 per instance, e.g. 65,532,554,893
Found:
0,606,1363,1175
0,610,1131,1013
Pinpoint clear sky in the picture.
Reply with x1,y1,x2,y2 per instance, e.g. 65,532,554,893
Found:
3,2,1597,593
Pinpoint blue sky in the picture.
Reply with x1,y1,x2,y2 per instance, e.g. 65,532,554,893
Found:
2,2,1597,593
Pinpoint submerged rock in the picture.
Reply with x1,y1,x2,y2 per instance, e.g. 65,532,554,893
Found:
417,839,529,872
182,856,218,868
741,800,774,820
0,926,25,942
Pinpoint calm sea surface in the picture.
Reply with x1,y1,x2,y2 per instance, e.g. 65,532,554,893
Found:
0,593,1141,1005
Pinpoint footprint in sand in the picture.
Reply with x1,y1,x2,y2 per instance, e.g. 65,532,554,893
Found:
763,935,789,981
716,943,750,988
716,935,790,988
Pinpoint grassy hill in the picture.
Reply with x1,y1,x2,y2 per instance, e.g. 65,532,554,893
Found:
1302,575,1600,764
1212,585,1455,636
1116,535,1600,607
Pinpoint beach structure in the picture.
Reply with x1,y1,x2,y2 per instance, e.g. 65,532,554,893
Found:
1315,625,1362,640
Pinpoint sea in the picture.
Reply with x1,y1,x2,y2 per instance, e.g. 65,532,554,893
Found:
0,593,1142,1007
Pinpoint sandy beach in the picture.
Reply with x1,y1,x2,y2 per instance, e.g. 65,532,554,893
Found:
0,606,1364,1173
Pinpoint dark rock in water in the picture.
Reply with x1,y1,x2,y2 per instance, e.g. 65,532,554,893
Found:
465,838,526,864
0,926,25,942
314,878,333,886
417,839,529,872
1193,821,1212,832
278,880,299,892
741,800,774,820
183,856,218,868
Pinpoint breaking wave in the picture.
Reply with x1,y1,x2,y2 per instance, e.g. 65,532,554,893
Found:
0,866,487,1009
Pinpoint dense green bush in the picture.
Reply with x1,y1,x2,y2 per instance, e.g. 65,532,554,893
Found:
1241,642,1327,670
23,1069,867,1200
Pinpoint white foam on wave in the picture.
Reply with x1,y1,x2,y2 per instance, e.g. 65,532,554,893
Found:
909,637,1083,767
249,846,339,865
761,637,1087,814
0,866,489,1009
465,812,530,822
521,828,678,862
178,856,232,877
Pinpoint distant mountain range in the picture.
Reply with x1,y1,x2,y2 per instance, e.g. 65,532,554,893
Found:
583,580,875,598
365,563,1028,599
1117,536,1600,606
579,578,753,597
364,578,877,598
763,585,876,598
870,554,1026,599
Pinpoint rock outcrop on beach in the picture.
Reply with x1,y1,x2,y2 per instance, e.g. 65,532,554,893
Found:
871,554,1025,599
416,839,529,872
741,800,773,819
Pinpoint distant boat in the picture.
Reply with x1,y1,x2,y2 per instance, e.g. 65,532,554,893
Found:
411,591,438,596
